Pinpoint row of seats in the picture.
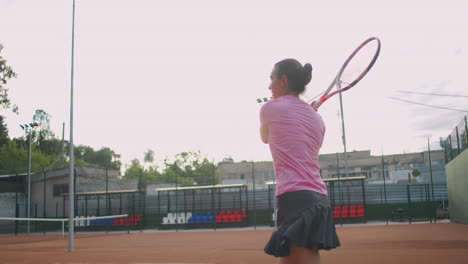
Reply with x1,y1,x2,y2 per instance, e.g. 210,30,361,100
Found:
162,212,193,224
76,214,142,227
334,205,365,218
216,210,247,223
161,211,247,224
269,206,365,222
112,214,142,226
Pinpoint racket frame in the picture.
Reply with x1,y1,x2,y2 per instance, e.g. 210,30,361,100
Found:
312,37,381,110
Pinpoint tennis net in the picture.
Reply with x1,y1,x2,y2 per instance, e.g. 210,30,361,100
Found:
0,214,130,235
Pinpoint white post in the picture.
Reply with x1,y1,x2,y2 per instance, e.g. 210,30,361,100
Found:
68,0,76,252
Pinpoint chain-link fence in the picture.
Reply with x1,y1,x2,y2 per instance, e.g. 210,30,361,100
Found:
1,161,450,234
444,114,467,162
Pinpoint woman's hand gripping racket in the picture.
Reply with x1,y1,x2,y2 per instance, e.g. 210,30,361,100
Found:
310,37,381,110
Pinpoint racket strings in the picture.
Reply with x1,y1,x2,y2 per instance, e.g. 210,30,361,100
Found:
257,37,380,108
340,40,380,86
338,80,351,86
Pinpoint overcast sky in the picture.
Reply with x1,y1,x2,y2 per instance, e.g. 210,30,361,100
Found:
1,0,467,168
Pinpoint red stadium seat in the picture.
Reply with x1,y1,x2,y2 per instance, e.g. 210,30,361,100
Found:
341,206,349,218
333,206,341,218
136,214,142,224
129,215,135,225
241,210,247,218
222,215,229,222
114,217,125,226
357,205,365,217
349,205,357,217
229,214,236,222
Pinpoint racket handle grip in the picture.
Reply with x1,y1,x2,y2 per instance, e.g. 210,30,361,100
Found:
310,101,320,111
312,96,328,111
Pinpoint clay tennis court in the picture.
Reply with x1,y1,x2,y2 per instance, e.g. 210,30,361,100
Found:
1,222,467,264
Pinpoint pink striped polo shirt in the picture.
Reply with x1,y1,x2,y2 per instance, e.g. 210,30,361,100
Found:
260,95,327,197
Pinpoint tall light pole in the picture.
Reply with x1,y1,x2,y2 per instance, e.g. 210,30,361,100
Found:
19,122,38,234
338,92,349,177
68,0,76,252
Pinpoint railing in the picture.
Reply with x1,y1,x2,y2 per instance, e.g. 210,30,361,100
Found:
444,114,468,163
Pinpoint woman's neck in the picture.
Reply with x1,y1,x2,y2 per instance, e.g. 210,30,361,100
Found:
283,90,299,97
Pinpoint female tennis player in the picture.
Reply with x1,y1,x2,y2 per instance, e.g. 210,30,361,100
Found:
260,58,340,264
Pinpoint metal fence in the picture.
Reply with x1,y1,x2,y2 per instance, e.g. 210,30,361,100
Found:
0,163,451,235
0,180,449,234
444,114,468,163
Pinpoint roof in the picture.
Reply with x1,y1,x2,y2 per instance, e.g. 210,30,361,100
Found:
265,176,366,185
155,184,248,192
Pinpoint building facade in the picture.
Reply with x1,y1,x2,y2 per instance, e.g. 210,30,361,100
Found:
1,166,138,218
217,149,446,188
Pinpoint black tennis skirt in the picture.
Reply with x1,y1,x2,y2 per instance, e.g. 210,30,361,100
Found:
264,190,340,257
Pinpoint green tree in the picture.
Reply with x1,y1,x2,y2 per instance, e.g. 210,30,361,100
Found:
123,159,143,180
32,109,55,142
144,149,154,164
160,151,217,185
0,140,26,174
93,147,121,170
122,150,218,186
0,138,57,174
0,115,9,146
193,158,217,185
74,145,121,171
123,153,163,189
38,138,65,156
0,43,18,114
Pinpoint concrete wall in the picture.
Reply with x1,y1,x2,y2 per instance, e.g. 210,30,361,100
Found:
446,149,468,224
217,161,275,187
0,193,26,217
29,167,137,217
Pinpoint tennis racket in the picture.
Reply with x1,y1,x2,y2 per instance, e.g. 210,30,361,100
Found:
256,37,381,109
311,37,381,110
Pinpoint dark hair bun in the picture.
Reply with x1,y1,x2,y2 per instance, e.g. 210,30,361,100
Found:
274,58,313,95
302,63,313,85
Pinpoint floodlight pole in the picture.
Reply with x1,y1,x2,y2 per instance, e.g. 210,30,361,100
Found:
20,123,38,234
68,0,76,252
338,92,349,177
27,128,32,233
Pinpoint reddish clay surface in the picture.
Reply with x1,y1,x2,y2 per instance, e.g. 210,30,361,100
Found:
1,222,467,264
